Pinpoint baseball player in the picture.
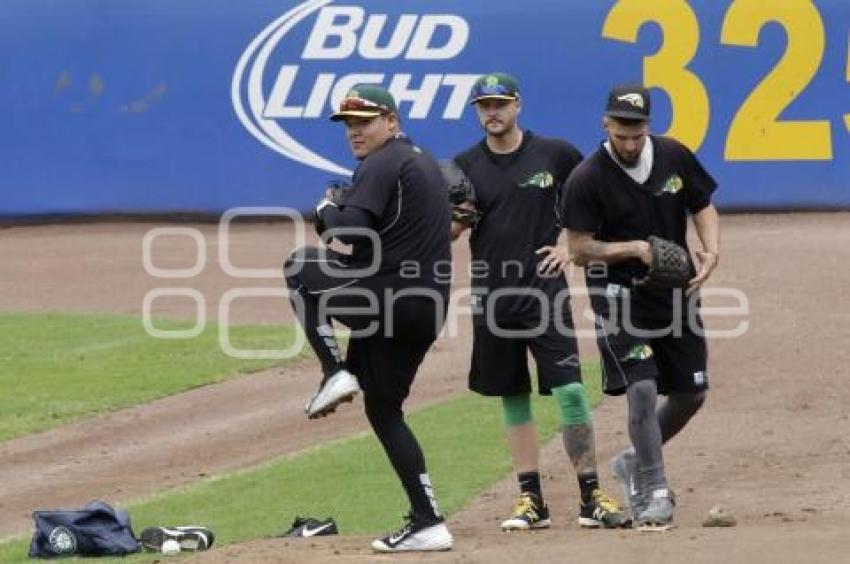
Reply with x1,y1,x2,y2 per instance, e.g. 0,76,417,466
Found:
450,73,628,531
284,85,453,552
543,84,720,530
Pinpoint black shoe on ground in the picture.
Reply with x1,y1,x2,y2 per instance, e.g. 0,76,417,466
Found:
280,516,339,538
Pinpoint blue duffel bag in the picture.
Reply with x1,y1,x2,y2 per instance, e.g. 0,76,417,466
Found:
28,500,141,558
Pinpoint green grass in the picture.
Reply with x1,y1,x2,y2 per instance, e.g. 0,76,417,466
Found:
0,365,602,562
0,313,301,441
0,311,602,561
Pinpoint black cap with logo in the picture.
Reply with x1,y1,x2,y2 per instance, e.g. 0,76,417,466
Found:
605,84,651,121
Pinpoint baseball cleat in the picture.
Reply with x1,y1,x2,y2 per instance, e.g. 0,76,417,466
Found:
139,526,215,552
305,369,359,419
611,449,646,520
500,492,551,531
578,489,631,528
372,514,452,552
636,488,675,531
280,516,338,537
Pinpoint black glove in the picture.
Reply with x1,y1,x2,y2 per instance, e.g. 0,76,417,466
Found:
633,236,695,289
314,180,354,235
439,160,481,228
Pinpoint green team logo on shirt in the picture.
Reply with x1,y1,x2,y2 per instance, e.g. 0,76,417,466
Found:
660,174,684,194
519,171,554,190
625,344,653,361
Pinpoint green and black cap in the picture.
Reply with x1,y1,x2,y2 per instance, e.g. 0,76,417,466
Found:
330,84,398,121
469,73,521,104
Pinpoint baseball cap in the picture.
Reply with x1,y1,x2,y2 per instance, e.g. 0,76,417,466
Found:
469,73,520,104
605,84,651,121
330,84,397,121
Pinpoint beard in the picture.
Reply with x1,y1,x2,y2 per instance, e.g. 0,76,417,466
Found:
485,120,512,137
610,141,640,168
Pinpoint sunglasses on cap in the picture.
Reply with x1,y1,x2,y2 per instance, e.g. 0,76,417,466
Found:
470,82,520,103
338,97,390,114
476,84,515,96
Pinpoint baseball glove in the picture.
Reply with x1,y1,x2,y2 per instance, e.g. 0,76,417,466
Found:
325,179,354,206
633,236,694,289
439,159,481,227
314,179,354,234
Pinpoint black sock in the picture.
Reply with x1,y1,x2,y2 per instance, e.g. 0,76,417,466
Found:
578,472,599,504
518,471,543,501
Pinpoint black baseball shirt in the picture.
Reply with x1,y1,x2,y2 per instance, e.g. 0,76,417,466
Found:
454,131,583,321
561,135,717,320
343,135,451,292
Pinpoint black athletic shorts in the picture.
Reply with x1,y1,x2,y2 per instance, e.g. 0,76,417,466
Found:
286,247,447,408
469,309,581,397
588,281,708,396
594,314,708,397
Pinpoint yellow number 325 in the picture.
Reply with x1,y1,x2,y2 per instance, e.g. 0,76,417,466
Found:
603,0,833,161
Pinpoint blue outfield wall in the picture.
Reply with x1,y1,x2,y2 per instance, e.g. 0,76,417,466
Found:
1,0,849,216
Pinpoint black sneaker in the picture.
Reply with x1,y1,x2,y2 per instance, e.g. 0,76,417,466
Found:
578,489,631,528
139,526,214,552
280,516,339,538
372,514,452,552
500,492,551,531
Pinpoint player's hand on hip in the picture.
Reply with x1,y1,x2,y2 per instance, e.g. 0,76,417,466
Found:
687,250,719,296
535,245,571,275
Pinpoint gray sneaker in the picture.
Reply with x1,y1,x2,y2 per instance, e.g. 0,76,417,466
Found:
611,449,646,520
636,488,675,531
305,369,359,419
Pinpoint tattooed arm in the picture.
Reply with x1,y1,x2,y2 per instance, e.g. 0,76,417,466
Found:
568,230,652,267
